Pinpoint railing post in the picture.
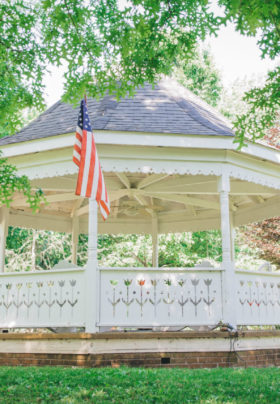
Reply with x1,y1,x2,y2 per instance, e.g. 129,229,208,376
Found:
152,214,159,267
218,175,237,329
71,215,79,265
0,207,9,272
85,198,99,333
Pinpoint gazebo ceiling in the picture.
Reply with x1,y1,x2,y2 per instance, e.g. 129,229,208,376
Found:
6,172,280,234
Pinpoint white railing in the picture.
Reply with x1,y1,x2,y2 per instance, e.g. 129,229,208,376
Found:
0,268,86,328
236,269,280,326
1,265,280,330
99,267,223,327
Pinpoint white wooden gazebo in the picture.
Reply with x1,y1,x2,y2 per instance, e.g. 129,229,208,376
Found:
0,78,280,333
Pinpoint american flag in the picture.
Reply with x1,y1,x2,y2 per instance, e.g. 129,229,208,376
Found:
73,99,110,220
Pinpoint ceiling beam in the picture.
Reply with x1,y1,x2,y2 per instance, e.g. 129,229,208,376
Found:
116,173,130,189
109,189,131,202
133,194,154,216
76,189,131,217
137,174,169,189
143,179,278,196
144,176,216,192
143,191,223,211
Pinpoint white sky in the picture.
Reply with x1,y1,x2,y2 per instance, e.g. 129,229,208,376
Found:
43,23,278,107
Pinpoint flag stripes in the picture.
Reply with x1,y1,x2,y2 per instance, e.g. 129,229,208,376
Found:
73,99,110,220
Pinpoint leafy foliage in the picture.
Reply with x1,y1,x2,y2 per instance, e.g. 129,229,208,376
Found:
0,155,44,211
174,48,222,107
5,228,71,271
218,0,280,146
1,0,279,143
233,68,280,147
5,229,232,271
0,1,45,136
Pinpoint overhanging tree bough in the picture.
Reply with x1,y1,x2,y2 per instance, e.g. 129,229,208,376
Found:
1,0,279,145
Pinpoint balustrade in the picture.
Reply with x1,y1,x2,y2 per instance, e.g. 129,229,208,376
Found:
0,266,279,330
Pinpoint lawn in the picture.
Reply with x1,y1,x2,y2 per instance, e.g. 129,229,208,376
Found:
0,366,279,403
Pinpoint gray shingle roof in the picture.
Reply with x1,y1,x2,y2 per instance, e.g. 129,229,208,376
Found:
0,78,234,146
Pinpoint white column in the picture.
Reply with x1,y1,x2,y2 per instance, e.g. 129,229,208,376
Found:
71,216,79,265
218,175,237,328
85,199,99,333
152,214,158,267
0,207,9,272
230,213,235,262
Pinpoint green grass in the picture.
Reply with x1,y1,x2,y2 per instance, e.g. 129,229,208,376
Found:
0,366,279,403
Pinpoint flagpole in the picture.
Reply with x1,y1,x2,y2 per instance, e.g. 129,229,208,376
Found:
85,197,99,333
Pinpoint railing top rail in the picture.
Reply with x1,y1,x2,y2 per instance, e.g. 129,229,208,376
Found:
0,267,85,277
99,266,223,272
236,268,280,277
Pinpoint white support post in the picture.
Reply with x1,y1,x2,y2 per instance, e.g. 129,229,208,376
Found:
0,207,9,272
218,175,237,329
230,213,235,262
71,216,79,265
85,199,99,333
152,214,159,268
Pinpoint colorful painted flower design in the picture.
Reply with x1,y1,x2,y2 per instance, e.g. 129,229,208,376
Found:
136,279,147,317
124,279,132,286
110,280,118,287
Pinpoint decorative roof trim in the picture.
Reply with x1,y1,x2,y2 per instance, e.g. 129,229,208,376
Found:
15,157,280,191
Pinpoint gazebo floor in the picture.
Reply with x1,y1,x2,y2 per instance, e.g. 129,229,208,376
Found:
0,330,280,368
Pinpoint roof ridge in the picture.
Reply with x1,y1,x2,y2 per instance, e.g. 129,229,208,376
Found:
158,78,233,136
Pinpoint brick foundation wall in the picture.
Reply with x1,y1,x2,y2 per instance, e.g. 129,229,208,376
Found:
0,349,279,368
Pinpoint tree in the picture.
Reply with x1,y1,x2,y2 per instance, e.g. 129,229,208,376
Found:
243,219,280,267
173,48,222,107
1,0,279,144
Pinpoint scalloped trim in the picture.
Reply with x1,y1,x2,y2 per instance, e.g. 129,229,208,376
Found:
23,162,280,190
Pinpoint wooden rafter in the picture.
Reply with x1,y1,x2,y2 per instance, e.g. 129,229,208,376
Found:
137,174,169,189
133,193,154,216
116,173,130,189
143,191,222,211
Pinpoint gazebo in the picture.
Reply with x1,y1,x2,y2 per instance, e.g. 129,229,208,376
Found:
0,78,280,336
